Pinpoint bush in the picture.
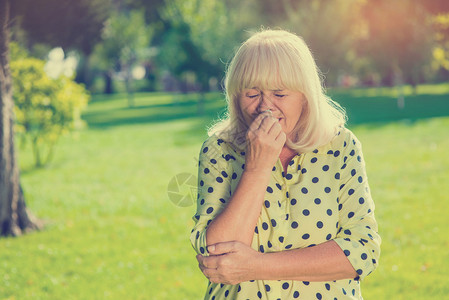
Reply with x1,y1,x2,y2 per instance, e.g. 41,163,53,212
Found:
11,55,89,167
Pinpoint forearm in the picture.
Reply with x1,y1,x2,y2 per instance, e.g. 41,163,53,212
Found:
206,170,270,246
256,241,357,282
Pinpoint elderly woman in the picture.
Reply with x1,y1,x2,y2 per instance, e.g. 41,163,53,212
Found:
190,29,381,299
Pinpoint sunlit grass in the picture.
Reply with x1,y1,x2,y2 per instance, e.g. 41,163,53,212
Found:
0,85,448,299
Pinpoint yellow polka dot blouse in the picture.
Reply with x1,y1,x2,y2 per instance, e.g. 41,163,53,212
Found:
190,128,381,299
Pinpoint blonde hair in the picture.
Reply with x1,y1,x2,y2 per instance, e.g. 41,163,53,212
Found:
208,29,346,153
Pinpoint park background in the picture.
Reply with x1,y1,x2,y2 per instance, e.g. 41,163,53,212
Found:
1,0,449,299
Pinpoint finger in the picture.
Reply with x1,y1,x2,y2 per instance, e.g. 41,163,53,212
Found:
275,131,287,144
267,119,282,136
199,255,219,269
257,115,277,132
207,241,238,255
248,111,271,132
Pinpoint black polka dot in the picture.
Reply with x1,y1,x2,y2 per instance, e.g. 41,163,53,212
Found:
282,282,289,289
361,253,368,260
204,168,210,174
286,173,293,180
200,199,205,205
291,222,298,229
264,200,270,208
316,221,323,229
303,209,310,216
291,198,297,205
293,291,300,298
271,219,277,227
232,173,237,180
206,207,214,214
265,284,271,292
259,245,264,253
314,198,321,205
344,249,350,256
348,212,355,218
208,187,214,193
311,157,318,163
262,222,269,230
216,177,223,183
322,165,329,171
210,159,217,164
335,173,340,179
301,187,308,194
316,293,323,299
333,150,340,157
326,233,332,240
267,186,273,193
312,177,319,183
279,236,284,243
325,283,330,291
301,168,307,174
302,233,310,239
325,187,331,193
203,147,209,153
356,269,363,275
348,189,355,195
327,209,333,216
358,176,363,183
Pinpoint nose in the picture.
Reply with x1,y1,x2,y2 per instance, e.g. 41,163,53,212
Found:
257,94,275,113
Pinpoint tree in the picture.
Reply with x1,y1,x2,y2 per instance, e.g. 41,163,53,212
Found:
358,0,434,89
91,9,152,104
0,0,41,237
157,0,246,113
11,0,111,89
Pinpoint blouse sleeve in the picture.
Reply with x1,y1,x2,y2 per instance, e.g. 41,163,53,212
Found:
334,131,381,280
189,137,234,256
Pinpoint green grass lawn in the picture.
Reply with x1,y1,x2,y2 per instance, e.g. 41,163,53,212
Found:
1,85,449,299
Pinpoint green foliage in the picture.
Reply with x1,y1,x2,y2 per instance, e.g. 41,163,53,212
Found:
159,0,245,90
10,54,89,167
12,0,111,54
91,9,152,102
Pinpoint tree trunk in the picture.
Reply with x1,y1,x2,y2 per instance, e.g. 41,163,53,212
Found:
0,0,42,237
104,71,114,94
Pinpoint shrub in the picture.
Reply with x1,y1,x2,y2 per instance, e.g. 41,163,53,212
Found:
11,55,88,167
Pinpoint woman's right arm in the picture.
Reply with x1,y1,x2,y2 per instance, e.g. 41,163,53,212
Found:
190,112,285,255
206,112,286,247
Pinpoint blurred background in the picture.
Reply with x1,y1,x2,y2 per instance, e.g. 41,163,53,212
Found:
1,0,448,299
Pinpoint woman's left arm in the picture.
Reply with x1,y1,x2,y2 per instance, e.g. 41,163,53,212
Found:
197,240,355,284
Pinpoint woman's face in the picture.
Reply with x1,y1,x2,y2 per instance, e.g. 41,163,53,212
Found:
239,88,305,140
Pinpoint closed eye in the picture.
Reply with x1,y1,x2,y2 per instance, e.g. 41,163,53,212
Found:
247,94,260,99
275,94,286,98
